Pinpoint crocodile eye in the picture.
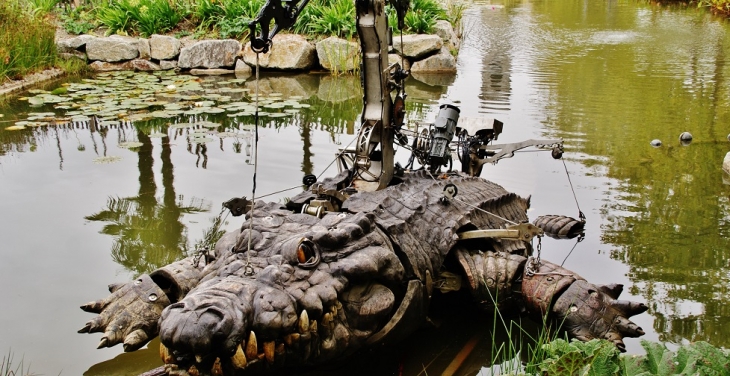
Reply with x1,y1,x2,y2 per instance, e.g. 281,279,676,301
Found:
297,242,313,263
296,239,320,269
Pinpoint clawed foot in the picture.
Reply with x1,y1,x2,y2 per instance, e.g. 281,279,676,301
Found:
79,274,171,351
552,281,648,352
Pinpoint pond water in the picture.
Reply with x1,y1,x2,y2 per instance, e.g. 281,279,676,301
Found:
2,0,730,375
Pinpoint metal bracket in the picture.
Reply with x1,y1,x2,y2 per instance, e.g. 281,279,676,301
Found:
479,139,563,164
457,223,544,242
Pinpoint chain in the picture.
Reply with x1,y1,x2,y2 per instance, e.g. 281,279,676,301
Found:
561,232,585,267
562,158,586,223
241,53,263,277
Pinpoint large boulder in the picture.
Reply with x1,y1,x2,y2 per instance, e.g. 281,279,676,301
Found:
89,59,161,72
316,37,360,72
243,74,318,99
317,75,361,103
433,20,460,50
160,60,178,70
388,53,411,72
138,38,151,60
56,35,96,54
410,47,456,73
235,59,252,78
242,34,316,70
86,36,140,62
178,40,241,69
393,34,442,59
150,34,181,60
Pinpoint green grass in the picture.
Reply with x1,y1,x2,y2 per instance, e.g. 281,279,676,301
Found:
0,0,57,81
96,0,186,37
1,350,34,376
388,0,446,34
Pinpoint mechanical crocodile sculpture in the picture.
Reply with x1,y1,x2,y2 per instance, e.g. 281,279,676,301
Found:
79,170,647,375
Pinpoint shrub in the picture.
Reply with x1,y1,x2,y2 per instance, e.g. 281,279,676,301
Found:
96,0,186,37
387,0,446,34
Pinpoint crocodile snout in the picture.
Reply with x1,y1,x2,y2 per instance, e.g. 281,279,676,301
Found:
160,299,245,360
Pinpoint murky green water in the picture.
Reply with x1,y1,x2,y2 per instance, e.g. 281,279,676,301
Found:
2,0,730,375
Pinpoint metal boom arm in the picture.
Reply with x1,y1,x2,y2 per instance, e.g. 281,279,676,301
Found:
249,0,409,192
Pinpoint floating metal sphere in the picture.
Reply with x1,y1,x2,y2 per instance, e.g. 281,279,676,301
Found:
679,132,693,146
650,139,662,147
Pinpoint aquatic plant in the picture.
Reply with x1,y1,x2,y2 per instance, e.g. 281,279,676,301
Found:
697,0,730,14
1,351,33,376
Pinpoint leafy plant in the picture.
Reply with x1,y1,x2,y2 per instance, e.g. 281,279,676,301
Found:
60,6,96,35
27,0,59,14
387,0,446,34
96,0,186,37
538,339,730,376
293,0,355,38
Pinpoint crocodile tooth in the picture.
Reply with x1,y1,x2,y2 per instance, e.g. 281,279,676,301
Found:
195,354,204,364
245,331,258,360
188,365,200,376
231,344,247,369
299,310,310,333
159,343,174,364
330,304,337,315
303,342,311,360
323,312,333,327
263,341,275,363
283,333,297,346
310,320,318,333
211,358,223,376
276,343,285,355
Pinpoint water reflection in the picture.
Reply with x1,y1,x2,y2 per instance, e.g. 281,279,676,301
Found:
507,0,730,346
85,129,208,275
8,2,730,372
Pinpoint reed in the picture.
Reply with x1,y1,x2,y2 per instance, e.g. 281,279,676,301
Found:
1,350,33,376
0,0,57,81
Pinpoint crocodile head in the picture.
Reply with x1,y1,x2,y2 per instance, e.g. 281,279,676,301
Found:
158,202,418,374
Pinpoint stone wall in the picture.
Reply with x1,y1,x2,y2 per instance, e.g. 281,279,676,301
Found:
56,22,460,80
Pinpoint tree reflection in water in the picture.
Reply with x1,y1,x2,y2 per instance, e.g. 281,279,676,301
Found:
85,129,208,275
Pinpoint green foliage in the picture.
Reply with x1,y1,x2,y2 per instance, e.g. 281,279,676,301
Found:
537,339,730,376
96,0,186,37
27,0,59,14
191,0,264,39
0,0,57,81
697,0,730,13
303,0,356,38
1,350,33,376
539,339,622,376
60,6,96,35
387,0,446,34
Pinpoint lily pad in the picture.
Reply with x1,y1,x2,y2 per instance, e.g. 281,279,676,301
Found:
5,125,26,130
190,136,214,143
149,132,168,138
119,141,144,149
28,97,45,106
93,156,122,164
199,121,222,129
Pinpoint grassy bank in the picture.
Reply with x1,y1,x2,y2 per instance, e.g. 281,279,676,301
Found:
55,0,462,39
0,1,57,81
